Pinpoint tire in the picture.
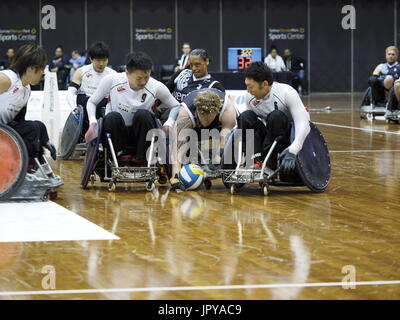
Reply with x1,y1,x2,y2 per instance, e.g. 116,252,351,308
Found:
0,124,28,201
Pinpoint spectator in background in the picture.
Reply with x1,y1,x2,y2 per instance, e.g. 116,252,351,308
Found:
284,49,307,95
69,49,86,80
49,45,70,89
264,47,287,72
0,48,15,70
175,42,191,71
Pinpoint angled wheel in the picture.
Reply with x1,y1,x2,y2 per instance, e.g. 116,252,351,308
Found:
60,105,84,160
0,124,28,201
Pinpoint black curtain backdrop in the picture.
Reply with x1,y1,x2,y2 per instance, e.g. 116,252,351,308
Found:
0,0,398,92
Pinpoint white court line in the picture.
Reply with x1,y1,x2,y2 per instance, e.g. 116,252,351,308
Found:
314,122,400,136
0,280,399,296
330,150,400,153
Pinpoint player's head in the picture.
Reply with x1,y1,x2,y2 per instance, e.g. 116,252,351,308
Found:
189,49,210,78
125,51,153,89
88,41,110,72
244,61,274,99
54,45,64,57
386,46,398,64
10,43,47,85
194,90,221,127
182,42,191,55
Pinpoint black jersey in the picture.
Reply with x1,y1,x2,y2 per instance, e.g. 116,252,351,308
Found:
181,88,226,132
378,62,400,80
166,69,225,103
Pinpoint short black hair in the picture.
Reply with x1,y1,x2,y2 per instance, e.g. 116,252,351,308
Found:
55,45,64,51
190,48,210,62
126,51,153,73
88,41,110,59
10,43,47,76
244,61,273,85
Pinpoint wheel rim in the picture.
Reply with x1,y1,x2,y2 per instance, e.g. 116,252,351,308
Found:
0,128,26,196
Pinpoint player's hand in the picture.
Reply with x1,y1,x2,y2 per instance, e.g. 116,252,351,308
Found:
44,141,57,160
85,122,98,143
72,107,80,122
278,148,297,174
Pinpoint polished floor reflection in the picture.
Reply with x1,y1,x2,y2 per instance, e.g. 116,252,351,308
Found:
1,94,400,300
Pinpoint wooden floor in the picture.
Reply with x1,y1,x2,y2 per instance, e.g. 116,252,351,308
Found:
1,93,400,300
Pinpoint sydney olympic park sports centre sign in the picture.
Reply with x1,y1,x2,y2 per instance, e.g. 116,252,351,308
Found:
268,28,306,41
0,29,38,42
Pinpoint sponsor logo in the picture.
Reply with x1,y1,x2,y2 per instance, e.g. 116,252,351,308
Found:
117,86,126,93
86,73,93,78
253,99,261,106
13,87,19,94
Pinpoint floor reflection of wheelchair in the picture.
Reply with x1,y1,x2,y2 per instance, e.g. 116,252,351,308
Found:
80,118,168,192
360,87,387,120
220,123,331,196
0,124,63,201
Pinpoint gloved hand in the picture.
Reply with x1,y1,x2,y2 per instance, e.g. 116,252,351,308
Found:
278,148,297,174
72,107,80,123
45,141,57,160
170,177,186,193
85,122,98,143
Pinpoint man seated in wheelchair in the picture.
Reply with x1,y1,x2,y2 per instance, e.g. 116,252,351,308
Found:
169,89,237,191
369,46,400,106
235,61,310,175
84,51,179,166
0,44,58,173
66,41,116,136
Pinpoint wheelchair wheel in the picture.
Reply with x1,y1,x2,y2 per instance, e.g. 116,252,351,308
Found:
220,129,245,190
0,124,28,201
360,87,372,107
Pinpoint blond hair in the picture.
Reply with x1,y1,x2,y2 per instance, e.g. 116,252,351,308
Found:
386,46,399,55
194,90,222,115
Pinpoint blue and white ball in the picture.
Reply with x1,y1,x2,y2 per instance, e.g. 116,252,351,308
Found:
178,164,205,190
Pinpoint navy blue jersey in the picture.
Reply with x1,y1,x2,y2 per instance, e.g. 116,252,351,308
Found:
166,69,225,103
379,62,400,80
181,88,226,131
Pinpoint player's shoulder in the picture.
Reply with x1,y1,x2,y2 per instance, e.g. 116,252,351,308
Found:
107,72,126,89
272,82,298,97
0,70,13,91
148,77,167,90
80,64,92,75
104,66,117,75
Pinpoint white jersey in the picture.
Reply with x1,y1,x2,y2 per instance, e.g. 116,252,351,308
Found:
77,64,116,96
0,70,31,125
246,82,310,155
87,73,179,126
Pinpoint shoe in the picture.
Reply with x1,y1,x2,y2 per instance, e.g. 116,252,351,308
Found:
385,110,394,119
